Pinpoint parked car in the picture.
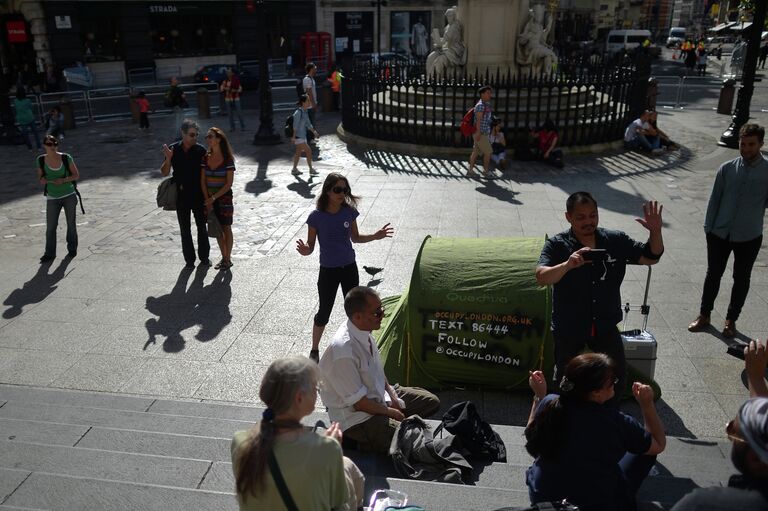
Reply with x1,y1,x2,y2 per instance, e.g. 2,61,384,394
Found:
666,27,686,48
605,29,661,58
193,65,259,89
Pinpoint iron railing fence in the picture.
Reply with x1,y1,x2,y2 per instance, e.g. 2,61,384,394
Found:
341,59,645,148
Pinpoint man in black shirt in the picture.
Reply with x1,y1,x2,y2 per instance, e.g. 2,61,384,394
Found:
536,192,664,403
161,119,210,269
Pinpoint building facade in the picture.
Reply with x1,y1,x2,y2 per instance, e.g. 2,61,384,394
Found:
1,0,317,92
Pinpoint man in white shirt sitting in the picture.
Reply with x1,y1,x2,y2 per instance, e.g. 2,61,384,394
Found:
624,110,662,155
319,286,441,454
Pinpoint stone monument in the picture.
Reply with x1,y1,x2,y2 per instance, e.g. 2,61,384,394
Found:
457,0,558,76
426,6,467,77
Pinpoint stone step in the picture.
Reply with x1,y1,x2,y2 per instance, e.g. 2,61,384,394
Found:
0,384,734,510
0,439,211,490
2,472,237,511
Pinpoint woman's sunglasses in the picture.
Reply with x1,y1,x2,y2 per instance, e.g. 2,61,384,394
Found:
43,142,57,147
331,186,350,194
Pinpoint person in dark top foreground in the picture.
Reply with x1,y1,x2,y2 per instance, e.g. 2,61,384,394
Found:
526,353,666,511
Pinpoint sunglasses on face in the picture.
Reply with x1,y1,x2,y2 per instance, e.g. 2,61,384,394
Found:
372,306,385,318
332,186,350,194
44,142,56,147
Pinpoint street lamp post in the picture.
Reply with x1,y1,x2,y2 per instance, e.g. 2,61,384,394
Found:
253,0,280,145
371,0,387,54
718,0,768,148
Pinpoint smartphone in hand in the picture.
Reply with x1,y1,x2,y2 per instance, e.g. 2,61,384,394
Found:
583,249,607,262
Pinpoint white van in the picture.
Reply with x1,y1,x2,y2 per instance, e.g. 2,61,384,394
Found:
606,29,655,55
667,27,686,47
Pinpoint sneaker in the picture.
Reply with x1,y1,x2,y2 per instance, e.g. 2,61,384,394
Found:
291,168,302,176
651,148,664,156
309,168,320,176
467,169,479,177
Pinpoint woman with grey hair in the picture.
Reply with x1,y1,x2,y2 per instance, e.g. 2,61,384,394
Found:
231,356,364,511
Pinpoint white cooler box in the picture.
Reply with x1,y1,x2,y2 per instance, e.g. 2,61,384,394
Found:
620,328,657,381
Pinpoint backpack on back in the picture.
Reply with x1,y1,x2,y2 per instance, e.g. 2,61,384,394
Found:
434,401,507,463
296,76,307,99
460,108,477,137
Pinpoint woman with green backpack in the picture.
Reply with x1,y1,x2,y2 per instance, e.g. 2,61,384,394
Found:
36,135,80,263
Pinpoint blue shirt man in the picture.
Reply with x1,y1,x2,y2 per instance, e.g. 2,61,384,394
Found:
536,192,664,403
689,123,768,338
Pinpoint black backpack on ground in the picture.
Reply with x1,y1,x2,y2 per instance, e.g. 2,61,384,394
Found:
434,401,507,463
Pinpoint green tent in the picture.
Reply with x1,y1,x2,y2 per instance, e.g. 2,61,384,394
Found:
377,235,661,399
377,236,554,390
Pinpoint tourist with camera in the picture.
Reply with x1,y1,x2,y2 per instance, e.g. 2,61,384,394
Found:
535,192,664,404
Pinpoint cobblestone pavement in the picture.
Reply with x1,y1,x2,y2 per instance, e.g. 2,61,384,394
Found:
0,106,767,437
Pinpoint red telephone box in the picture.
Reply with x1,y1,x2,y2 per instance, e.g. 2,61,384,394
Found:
300,32,332,73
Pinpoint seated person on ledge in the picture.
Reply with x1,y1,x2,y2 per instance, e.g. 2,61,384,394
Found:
489,117,508,170
319,286,440,454
531,119,564,168
624,110,662,154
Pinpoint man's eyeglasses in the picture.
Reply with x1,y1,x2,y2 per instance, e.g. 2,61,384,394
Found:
332,186,350,194
726,418,747,444
372,306,385,318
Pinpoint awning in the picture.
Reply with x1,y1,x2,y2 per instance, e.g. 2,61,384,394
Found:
709,21,737,32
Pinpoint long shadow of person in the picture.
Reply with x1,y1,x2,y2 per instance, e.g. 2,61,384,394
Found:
144,265,233,352
144,266,206,353
193,269,232,342
287,176,319,200
2,258,73,319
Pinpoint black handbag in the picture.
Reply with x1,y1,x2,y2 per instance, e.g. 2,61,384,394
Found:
156,177,177,211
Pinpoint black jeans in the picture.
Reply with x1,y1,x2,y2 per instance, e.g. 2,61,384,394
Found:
700,232,762,321
314,262,359,327
44,194,78,257
176,198,210,264
554,327,626,407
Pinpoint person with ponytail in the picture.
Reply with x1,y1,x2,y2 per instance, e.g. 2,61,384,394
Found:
230,356,364,511
524,353,666,511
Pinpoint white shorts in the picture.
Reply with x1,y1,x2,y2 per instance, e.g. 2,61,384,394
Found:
294,138,307,145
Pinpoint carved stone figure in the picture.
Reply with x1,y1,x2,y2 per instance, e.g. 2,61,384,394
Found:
426,6,467,77
516,4,557,76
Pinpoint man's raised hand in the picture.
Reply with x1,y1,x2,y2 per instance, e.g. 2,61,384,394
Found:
635,201,663,233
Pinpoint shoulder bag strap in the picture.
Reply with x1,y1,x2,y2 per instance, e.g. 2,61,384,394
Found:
267,452,299,511
38,155,48,196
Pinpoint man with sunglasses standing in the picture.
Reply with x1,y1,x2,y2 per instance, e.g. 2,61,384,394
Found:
161,119,211,269
318,286,440,454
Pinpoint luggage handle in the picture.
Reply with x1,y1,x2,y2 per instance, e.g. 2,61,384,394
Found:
623,266,652,332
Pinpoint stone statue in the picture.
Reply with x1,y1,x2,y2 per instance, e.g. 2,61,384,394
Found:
516,3,557,76
426,6,467,77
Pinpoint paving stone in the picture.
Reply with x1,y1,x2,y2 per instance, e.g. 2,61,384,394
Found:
76,428,230,462
0,468,30,502
0,384,154,412
0,418,88,446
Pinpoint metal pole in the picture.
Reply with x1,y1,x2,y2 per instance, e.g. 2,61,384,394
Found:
253,0,280,145
718,1,767,148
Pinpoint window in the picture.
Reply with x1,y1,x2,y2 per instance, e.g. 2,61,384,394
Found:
150,14,233,57
79,17,123,62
